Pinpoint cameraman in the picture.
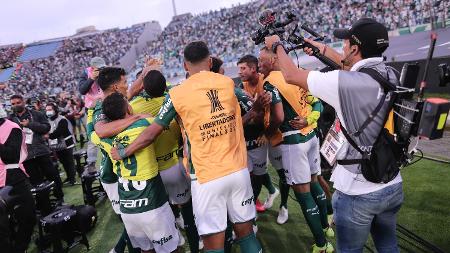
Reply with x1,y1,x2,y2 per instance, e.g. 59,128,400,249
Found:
265,18,403,252
78,57,106,173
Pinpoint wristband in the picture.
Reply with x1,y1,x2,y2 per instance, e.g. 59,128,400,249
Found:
271,41,285,54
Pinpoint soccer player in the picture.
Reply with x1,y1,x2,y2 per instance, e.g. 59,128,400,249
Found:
258,46,334,253
111,41,263,253
237,55,282,212
129,70,200,253
101,92,179,253
87,67,148,253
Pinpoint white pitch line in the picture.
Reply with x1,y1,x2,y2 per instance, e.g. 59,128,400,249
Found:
437,41,450,47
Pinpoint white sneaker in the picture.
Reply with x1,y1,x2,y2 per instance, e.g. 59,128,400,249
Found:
263,188,279,209
108,249,116,253
178,230,185,246
199,239,204,250
277,206,288,225
176,215,185,229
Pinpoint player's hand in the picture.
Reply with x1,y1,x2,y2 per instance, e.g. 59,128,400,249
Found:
303,38,326,56
91,68,100,80
252,92,271,112
20,119,30,127
111,147,121,160
264,35,281,50
289,116,308,130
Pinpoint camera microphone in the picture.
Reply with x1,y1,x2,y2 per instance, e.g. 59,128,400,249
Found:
258,9,276,26
301,24,324,41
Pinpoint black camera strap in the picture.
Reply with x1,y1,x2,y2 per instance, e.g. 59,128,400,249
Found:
338,68,396,165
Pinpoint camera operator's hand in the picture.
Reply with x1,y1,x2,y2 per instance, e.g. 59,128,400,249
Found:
303,38,326,56
264,35,281,51
91,68,100,80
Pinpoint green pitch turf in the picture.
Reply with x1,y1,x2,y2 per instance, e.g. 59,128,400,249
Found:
28,158,450,253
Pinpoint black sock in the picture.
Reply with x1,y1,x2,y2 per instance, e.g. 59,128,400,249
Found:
251,174,263,200
224,220,234,253
277,169,289,209
181,199,200,253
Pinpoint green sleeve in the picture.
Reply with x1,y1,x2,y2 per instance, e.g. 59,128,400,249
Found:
154,94,177,127
307,97,323,126
263,82,282,105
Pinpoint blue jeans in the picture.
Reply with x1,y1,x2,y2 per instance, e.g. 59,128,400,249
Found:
332,182,403,253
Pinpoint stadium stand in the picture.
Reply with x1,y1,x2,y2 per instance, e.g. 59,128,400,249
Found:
18,42,62,62
131,0,449,79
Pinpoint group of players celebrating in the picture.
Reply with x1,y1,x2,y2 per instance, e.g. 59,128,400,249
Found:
88,40,334,253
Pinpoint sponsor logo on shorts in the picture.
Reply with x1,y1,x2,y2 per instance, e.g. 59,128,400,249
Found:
241,196,254,206
254,162,266,168
176,188,190,198
152,235,173,246
120,198,149,208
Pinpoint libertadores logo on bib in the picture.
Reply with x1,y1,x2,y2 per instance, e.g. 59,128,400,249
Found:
206,89,225,113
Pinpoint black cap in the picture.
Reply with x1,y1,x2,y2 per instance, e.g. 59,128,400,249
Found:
333,18,389,57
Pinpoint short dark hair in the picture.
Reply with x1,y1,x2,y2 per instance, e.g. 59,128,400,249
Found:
102,92,127,121
143,70,166,98
349,40,383,59
97,67,126,91
46,103,59,114
211,56,223,73
237,54,259,72
10,94,23,101
184,41,210,64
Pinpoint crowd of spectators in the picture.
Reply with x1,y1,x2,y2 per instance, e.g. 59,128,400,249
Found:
0,44,24,69
0,24,145,100
134,0,449,78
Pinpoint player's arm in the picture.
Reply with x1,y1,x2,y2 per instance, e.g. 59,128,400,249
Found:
290,95,323,130
127,58,163,100
93,108,147,138
264,82,284,136
111,94,176,160
306,94,323,126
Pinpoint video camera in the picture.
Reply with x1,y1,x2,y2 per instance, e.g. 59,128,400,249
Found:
251,9,341,69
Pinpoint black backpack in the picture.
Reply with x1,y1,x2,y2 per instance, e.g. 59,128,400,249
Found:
337,68,403,183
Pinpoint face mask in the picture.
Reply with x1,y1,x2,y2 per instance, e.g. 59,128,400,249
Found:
12,105,25,114
46,111,55,118
0,105,7,118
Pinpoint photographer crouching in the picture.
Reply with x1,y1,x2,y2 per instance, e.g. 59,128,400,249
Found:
265,18,403,252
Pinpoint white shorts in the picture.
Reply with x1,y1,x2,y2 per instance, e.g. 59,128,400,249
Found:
268,145,283,170
191,169,256,236
280,137,321,185
101,182,120,214
247,144,268,176
160,161,191,205
121,202,179,252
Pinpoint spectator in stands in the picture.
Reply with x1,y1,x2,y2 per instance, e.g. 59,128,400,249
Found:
8,94,64,204
78,57,106,173
46,103,77,185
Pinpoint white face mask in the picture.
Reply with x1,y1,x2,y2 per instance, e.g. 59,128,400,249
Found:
0,104,7,119
46,111,55,118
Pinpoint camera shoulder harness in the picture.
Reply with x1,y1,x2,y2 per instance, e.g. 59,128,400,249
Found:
337,67,401,183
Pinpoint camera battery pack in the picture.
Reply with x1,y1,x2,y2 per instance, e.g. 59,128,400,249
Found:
417,98,450,140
